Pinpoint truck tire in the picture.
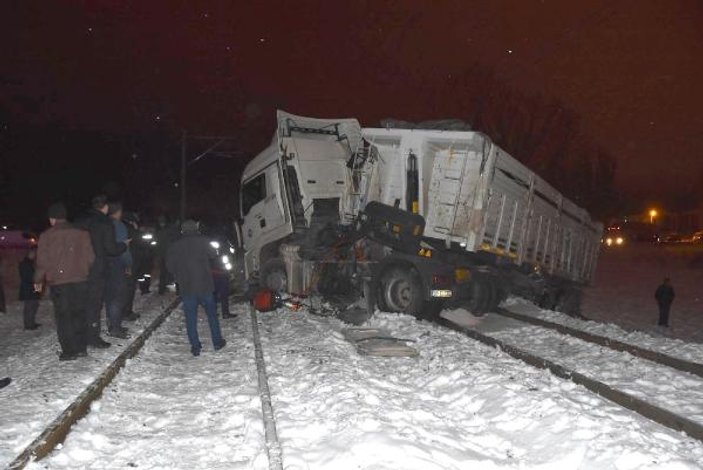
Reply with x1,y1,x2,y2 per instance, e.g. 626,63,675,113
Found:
555,287,583,318
466,275,494,316
378,267,425,318
259,258,288,293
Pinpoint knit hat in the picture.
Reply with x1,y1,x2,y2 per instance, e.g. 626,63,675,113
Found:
181,219,200,234
47,202,67,220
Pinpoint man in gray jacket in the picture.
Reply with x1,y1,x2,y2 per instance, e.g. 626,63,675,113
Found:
166,220,225,356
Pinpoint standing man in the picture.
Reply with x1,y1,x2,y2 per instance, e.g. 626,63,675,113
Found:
104,202,131,338
655,277,675,327
122,212,143,321
76,195,128,348
34,203,95,361
166,220,226,356
156,215,178,294
19,247,41,330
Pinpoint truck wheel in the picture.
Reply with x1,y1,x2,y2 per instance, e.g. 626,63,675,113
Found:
378,268,424,317
259,258,288,293
556,287,583,318
466,276,492,316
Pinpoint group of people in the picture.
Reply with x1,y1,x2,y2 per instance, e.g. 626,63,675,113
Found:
24,195,232,360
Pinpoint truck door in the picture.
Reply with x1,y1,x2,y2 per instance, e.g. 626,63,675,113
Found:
241,162,289,273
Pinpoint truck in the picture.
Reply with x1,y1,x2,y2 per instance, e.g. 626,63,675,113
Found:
237,111,602,318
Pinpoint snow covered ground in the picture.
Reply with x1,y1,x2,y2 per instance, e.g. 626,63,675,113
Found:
0,291,176,468
2,243,703,469
582,243,703,343
21,303,703,469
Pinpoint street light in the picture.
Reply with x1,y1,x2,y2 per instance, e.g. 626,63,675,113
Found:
649,209,658,224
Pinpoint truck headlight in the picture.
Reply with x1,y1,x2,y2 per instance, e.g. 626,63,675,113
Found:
141,233,154,240
210,241,220,249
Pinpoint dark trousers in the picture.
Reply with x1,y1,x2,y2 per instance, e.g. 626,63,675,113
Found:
50,282,88,355
181,293,223,352
86,276,106,341
123,273,138,318
23,299,39,328
658,303,671,326
158,257,172,294
105,263,126,332
213,273,231,316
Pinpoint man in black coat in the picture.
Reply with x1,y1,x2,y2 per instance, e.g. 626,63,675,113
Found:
166,220,225,356
75,195,129,348
654,277,675,327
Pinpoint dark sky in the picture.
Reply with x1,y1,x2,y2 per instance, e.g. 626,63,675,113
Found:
2,1,702,208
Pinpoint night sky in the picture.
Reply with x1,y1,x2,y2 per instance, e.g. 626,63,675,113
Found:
1,1,702,225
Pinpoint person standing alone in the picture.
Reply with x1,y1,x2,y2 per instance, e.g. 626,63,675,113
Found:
19,247,41,330
655,278,675,327
34,203,95,360
166,220,226,356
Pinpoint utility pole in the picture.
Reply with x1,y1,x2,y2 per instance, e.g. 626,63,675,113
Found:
180,130,187,222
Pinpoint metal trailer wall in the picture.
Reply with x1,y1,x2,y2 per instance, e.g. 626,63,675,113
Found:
362,128,602,284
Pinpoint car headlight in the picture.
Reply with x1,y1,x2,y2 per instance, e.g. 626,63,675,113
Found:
229,246,235,254
605,238,613,246
224,263,233,271
221,255,230,264
141,233,154,240
210,241,220,249
616,237,624,245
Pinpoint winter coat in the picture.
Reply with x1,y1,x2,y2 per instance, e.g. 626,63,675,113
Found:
35,222,95,286
75,209,126,279
166,233,216,296
655,284,675,306
18,257,39,300
111,218,132,269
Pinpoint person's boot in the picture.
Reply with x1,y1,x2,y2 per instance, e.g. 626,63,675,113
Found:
108,328,129,339
89,337,112,349
125,312,141,321
222,312,237,319
0,377,11,389
59,352,78,361
24,323,42,330
214,339,227,351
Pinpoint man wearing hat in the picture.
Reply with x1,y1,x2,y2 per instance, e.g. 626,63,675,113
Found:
34,203,95,361
166,219,226,356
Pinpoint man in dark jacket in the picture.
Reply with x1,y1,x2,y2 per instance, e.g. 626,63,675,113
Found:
655,278,675,327
76,195,128,348
156,215,179,294
104,202,131,338
34,203,95,360
19,247,41,330
166,220,226,356
122,212,144,320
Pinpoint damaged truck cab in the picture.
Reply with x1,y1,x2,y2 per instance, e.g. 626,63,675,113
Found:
239,111,602,318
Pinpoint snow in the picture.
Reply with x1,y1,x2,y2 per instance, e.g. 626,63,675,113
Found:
19,303,701,469
582,243,703,343
2,243,703,469
0,290,176,468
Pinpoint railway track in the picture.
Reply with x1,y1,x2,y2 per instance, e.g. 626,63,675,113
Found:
8,297,703,468
435,306,703,443
6,298,182,470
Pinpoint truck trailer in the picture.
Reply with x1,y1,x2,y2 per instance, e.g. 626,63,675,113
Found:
237,111,602,318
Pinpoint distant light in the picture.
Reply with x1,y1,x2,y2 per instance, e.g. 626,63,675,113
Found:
210,241,220,249
507,49,513,54
259,38,266,43
459,242,467,248
224,263,233,271
150,241,157,246
229,246,235,254
616,237,624,245
141,233,153,240
221,255,230,264
649,209,658,217
1,225,6,230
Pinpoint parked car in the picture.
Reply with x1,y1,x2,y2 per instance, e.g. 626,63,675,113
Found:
0,226,38,249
